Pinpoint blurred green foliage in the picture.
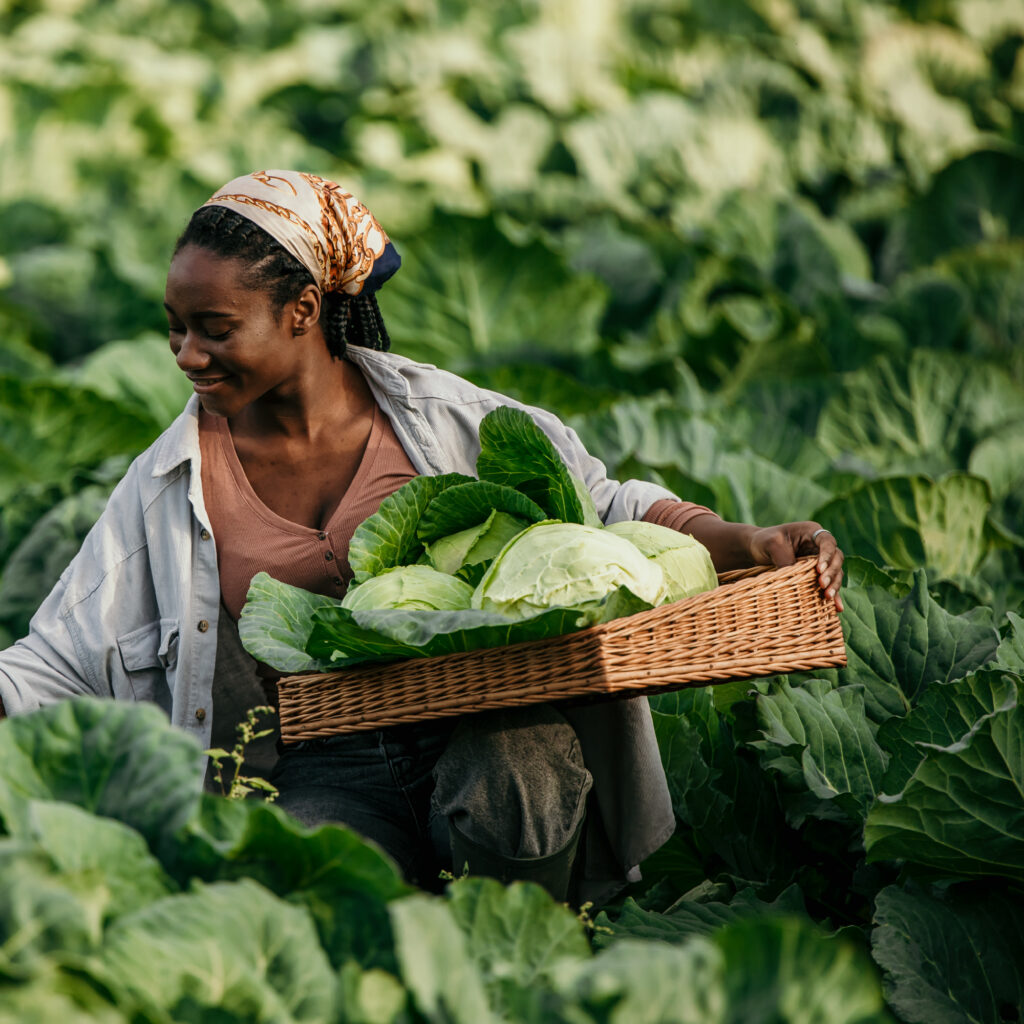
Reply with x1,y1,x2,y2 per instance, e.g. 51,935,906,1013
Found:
1,0,1023,633
2,4,1024,1018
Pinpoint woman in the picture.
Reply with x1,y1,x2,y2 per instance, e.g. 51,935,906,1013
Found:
0,170,844,903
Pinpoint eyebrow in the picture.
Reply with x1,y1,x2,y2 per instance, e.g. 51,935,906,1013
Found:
162,303,237,319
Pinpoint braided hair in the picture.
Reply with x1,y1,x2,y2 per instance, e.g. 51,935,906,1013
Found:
174,205,391,358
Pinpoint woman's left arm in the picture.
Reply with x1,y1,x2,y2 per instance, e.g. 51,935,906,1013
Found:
681,515,845,612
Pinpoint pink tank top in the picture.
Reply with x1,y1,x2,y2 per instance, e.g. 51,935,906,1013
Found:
199,403,419,620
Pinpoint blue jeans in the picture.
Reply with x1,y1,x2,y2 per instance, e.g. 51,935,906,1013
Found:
269,718,457,889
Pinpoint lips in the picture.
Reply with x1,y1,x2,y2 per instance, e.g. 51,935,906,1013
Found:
187,374,232,391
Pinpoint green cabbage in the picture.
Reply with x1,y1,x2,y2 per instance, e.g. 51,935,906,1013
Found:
472,521,666,619
604,520,719,602
341,565,473,612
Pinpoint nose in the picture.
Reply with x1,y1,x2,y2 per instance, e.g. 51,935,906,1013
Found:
172,329,209,373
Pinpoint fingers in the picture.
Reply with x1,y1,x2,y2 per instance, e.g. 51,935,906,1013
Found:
813,527,845,612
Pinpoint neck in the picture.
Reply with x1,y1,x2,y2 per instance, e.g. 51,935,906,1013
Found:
233,345,375,442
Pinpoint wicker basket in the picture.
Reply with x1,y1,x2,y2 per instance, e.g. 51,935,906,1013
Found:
276,555,846,741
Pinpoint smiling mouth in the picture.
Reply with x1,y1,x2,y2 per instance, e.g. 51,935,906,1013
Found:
188,375,232,390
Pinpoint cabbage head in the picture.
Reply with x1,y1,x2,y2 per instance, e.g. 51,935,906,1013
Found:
342,565,474,612
604,521,718,602
472,521,665,619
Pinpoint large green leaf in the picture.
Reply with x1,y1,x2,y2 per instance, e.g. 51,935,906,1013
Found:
573,399,832,525
348,473,476,583
593,885,806,950
66,333,193,430
872,883,1024,1024
5,800,175,919
97,879,338,1023
0,484,112,639
416,480,546,543
389,895,498,1024
650,690,794,884
476,405,598,525
445,877,591,1018
876,669,1019,794
0,376,156,504
0,699,203,854
817,349,1024,478
548,934,725,1024
169,795,411,971
550,917,891,1023
305,598,634,668
0,969,131,1024
996,612,1024,672
0,842,106,968
895,149,1024,270
380,213,607,370
813,473,993,579
238,572,341,674
865,703,1024,881
825,567,998,722
754,679,889,824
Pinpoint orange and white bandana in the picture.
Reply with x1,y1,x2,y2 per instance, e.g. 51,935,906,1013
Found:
202,170,400,297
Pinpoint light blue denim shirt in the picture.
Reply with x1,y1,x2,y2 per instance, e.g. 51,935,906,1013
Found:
0,348,677,877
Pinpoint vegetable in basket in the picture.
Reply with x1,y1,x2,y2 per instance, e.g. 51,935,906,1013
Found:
238,406,719,673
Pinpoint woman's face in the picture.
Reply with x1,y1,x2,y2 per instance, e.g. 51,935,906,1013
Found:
164,245,307,418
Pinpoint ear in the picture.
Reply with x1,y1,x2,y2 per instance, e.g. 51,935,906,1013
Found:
290,284,322,336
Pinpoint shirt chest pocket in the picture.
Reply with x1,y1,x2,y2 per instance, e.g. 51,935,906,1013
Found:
115,618,178,708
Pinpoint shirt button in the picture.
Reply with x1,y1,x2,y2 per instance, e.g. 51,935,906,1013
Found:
195,707,207,722
197,619,209,632
318,532,327,541
325,551,334,561
200,529,211,541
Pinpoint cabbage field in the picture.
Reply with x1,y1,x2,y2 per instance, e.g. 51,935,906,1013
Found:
1,0,1024,1019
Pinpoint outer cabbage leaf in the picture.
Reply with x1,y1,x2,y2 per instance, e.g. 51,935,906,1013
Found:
817,349,1024,478
0,483,112,640
348,473,475,583
550,917,890,1024
4,800,175,920
812,473,992,580
380,212,606,370
865,703,1024,881
872,883,1024,1024
97,879,338,1024
0,375,157,505
476,406,600,525
876,668,1018,794
593,885,806,950
753,679,889,824
445,876,591,1020
169,795,411,971
305,595,646,668
238,572,341,674
67,333,194,430
389,895,498,1024
416,480,545,543
0,699,202,854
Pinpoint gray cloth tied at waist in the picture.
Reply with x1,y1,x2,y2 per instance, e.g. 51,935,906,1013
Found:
431,706,593,860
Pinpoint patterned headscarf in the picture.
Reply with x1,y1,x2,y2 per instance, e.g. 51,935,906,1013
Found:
202,170,400,297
